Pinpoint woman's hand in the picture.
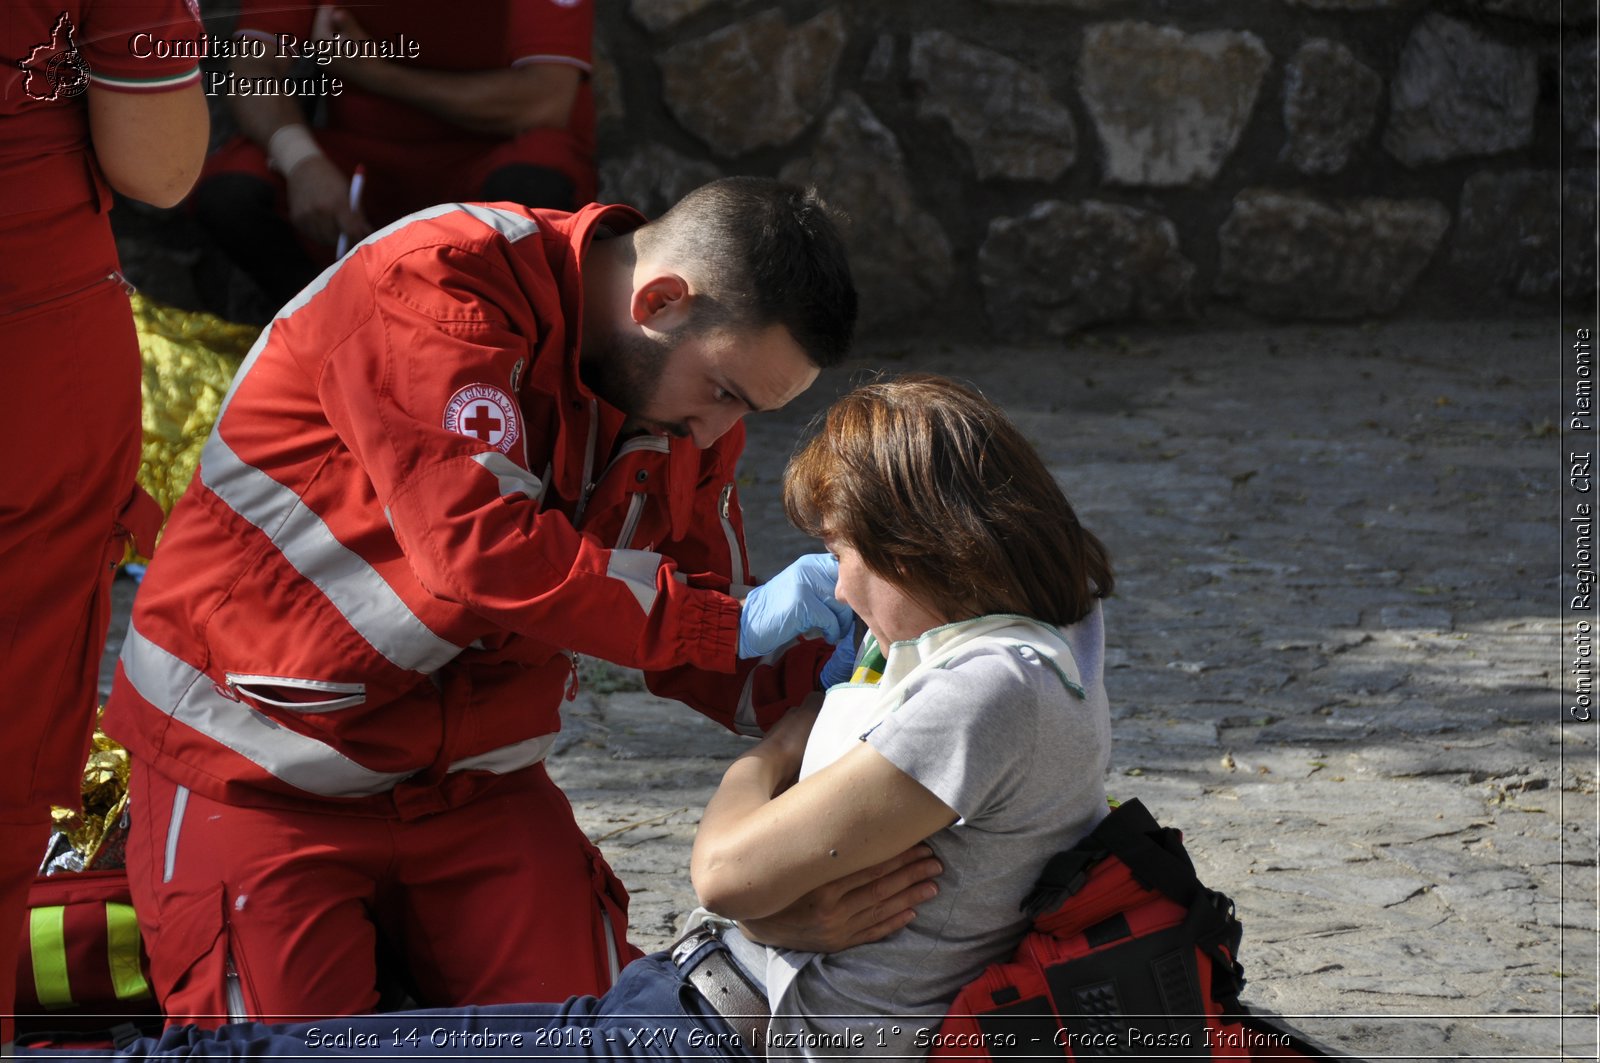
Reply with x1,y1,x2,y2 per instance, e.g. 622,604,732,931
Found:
735,845,943,953
749,694,820,792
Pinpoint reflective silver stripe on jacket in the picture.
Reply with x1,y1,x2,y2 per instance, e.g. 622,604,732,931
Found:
731,636,798,737
448,734,556,775
121,626,413,798
473,451,545,500
200,432,462,674
123,626,556,797
732,667,762,736
211,202,465,425
197,203,545,676
606,549,662,614
138,204,563,797
162,786,189,883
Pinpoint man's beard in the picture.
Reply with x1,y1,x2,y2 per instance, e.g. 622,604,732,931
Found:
578,326,685,436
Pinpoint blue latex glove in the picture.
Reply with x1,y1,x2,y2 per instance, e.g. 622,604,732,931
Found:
819,621,858,688
738,553,852,659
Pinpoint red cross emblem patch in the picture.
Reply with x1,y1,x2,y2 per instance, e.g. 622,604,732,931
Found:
444,384,520,453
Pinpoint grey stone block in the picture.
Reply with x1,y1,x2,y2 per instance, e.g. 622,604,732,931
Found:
1282,38,1382,176
979,199,1195,337
659,8,846,156
1452,170,1564,301
1382,13,1538,167
1078,22,1271,187
1216,190,1450,318
779,93,955,331
907,30,1076,182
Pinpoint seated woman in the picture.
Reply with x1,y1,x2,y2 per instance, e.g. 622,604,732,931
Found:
31,374,1114,1060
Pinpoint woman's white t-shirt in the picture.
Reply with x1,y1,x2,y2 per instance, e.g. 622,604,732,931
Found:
721,607,1113,1059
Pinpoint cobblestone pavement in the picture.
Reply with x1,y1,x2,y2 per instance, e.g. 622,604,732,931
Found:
103,318,1595,1060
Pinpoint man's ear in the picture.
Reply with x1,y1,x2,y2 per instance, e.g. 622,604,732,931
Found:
630,273,691,331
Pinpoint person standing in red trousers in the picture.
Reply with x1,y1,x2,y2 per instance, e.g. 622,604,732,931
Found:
0,0,209,1049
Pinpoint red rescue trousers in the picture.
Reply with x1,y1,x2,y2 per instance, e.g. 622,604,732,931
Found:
0,273,158,1044
127,761,641,1026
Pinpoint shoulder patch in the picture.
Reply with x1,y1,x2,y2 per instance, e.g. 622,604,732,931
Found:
18,12,88,102
445,384,521,453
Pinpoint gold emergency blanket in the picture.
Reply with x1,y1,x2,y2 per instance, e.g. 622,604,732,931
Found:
41,723,131,875
132,294,259,518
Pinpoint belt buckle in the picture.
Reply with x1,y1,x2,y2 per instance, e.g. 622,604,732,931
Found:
670,926,719,967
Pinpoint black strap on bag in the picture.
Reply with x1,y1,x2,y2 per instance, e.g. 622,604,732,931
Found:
1021,799,1247,1015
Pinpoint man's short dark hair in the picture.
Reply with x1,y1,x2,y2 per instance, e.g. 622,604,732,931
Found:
637,177,858,368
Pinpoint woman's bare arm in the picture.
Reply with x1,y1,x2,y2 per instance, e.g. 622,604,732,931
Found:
87,81,208,208
690,704,958,921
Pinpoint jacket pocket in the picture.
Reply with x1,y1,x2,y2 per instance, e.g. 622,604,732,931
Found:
143,882,253,1023
222,674,367,713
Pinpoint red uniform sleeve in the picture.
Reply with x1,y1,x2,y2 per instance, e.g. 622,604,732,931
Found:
507,0,591,71
308,233,742,676
83,0,203,92
642,442,834,736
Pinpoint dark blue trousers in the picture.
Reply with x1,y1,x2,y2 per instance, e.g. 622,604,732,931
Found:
21,945,755,1062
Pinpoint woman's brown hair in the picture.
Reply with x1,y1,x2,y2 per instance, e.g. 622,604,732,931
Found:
784,374,1113,628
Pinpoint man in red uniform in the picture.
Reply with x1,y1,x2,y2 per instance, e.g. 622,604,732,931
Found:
0,1,209,1047
193,0,596,310
105,177,921,1023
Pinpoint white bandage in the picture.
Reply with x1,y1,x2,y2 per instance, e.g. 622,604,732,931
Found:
266,124,324,176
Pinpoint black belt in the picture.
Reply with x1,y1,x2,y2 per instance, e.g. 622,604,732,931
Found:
672,927,769,1057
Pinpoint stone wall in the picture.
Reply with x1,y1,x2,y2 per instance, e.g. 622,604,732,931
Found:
592,0,1597,339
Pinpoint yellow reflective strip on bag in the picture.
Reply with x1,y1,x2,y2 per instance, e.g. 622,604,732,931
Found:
29,906,74,1010
106,902,152,1002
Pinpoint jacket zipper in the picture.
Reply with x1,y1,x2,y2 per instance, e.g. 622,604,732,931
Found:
601,434,670,478
571,400,600,527
573,418,670,530
615,492,646,550
222,674,366,712
719,483,745,589
224,950,246,1022
2,269,134,317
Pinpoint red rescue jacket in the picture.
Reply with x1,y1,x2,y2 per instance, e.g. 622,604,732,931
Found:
104,201,827,818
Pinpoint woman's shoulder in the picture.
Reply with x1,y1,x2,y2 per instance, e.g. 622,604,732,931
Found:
935,629,1085,698
903,637,1083,725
